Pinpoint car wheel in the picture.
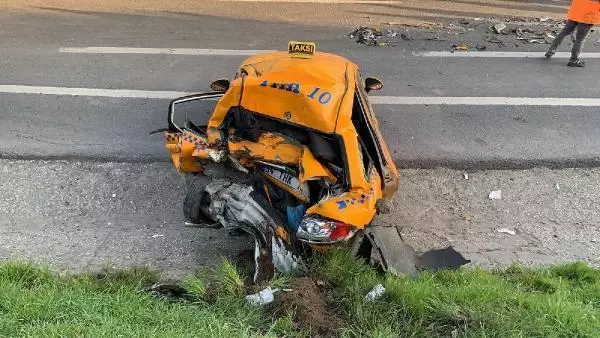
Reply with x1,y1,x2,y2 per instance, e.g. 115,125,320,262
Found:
183,174,212,224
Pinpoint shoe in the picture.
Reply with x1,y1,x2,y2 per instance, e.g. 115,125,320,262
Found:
567,60,585,67
545,51,554,59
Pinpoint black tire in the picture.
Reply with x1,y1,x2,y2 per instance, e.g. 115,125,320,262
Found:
183,174,212,224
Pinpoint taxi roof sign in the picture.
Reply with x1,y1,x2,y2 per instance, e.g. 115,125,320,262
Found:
288,41,316,59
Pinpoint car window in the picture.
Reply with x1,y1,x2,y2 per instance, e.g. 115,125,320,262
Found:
352,70,385,181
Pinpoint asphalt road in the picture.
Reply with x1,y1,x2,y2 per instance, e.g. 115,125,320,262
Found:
2,10,600,168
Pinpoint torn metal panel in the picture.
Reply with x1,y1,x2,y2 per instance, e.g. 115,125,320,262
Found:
299,146,337,185
271,236,306,274
228,131,303,166
365,225,419,277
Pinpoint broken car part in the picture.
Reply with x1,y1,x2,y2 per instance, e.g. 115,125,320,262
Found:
158,41,443,282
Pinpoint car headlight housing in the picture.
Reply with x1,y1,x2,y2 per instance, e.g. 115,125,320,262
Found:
296,215,354,243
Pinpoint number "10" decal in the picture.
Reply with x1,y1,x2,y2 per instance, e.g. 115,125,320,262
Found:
260,80,332,105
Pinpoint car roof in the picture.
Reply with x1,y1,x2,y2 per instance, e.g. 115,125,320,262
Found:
232,51,359,133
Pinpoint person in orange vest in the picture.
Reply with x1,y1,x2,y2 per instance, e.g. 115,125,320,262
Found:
545,0,600,67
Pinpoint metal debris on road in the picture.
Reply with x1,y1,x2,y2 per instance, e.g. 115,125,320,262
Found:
245,287,278,306
452,43,469,52
425,36,446,41
365,283,386,301
489,190,502,200
400,32,413,41
347,26,397,46
513,26,558,44
486,37,506,47
492,23,507,34
497,228,516,235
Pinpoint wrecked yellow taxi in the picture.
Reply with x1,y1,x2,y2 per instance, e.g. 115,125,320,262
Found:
160,42,413,281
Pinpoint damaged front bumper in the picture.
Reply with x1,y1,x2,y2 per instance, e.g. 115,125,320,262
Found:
186,165,307,282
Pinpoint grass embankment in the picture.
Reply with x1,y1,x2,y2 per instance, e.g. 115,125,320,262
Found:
1,252,599,337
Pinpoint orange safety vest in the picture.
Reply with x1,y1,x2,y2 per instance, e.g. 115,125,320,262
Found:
567,0,600,24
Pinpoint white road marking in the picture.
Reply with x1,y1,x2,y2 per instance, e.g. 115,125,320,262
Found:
416,51,600,58
60,47,275,56
371,96,600,106
2,85,600,106
0,85,189,99
63,48,600,59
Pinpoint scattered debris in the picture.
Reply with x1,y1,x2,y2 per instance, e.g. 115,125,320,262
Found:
462,215,473,221
489,190,502,200
539,17,550,22
486,37,506,47
376,199,394,214
492,23,507,34
365,284,386,301
151,234,164,238
556,183,560,190
400,32,413,41
452,43,469,52
147,283,190,300
246,287,278,306
497,228,516,235
111,193,117,198
425,36,446,41
347,26,398,46
463,173,469,180
514,27,524,37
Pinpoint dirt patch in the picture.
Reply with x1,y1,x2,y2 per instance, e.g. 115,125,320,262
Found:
274,277,344,336
1,0,566,28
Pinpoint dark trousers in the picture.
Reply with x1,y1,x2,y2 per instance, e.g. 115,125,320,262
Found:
548,20,594,61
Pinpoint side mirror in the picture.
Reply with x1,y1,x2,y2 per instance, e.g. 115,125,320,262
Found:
210,79,230,92
365,77,383,93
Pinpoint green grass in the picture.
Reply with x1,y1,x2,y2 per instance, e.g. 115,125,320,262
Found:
316,250,600,337
0,254,599,337
0,262,293,337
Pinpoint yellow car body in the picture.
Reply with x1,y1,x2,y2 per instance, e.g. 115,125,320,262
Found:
161,44,403,279
165,47,398,232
